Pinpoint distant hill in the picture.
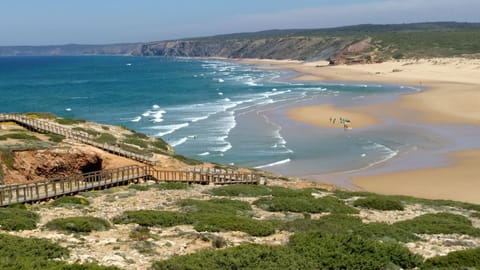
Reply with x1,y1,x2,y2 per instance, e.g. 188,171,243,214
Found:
137,22,480,63
2,22,480,63
0,43,141,56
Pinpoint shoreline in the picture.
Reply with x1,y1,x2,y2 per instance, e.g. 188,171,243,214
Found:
238,57,480,204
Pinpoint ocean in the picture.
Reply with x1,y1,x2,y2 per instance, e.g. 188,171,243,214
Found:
2,55,471,182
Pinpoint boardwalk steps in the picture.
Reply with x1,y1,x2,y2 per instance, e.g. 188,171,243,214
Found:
0,165,262,206
0,113,158,165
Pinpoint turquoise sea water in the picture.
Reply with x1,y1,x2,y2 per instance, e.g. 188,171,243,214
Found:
3,55,471,181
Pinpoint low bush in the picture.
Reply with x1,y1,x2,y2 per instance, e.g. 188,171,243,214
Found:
394,212,480,236
50,196,90,207
254,196,358,214
208,184,272,197
171,154,203,165
0,132,39,141
284,214,418,242
72,127,101,137
179,198,252,216
151,232,422,270
0,233,119,269
354,196,405,211
152,138,169,151
95,133,117,144
128,184,150,191
129,226,153,241
46,133,65,142
472,212,480,218
423,246,480,269
123,137,148,148
56,118,86,125
126,131,149,140
45,216,111,233
0,207,39,231
153,182,191,190
192,213,275,237
113,210,193,227
270,186,314,198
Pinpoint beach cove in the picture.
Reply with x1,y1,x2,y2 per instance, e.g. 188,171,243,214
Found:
241,58,480,203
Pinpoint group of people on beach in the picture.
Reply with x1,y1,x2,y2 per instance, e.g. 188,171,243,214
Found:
329,116,351,130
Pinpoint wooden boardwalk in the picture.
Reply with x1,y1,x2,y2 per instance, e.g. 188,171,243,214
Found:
0,165,261,206
0,113,158,164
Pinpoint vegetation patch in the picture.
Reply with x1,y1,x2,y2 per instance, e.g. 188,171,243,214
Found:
208,184,273,197
95,133,117,144
0,132,40,141
25,112,57,119
153,182,191,190
123,137,148,148
46,133,65,142
152,232,422,270
128,184,150,191
284,214,418,242
170,153,203,165
254,196,358,214
0,233,119,269
151,138,169,151
45,216,111,233
50,196,90,207
113,210,193,227
423,246,480,269
179,198,253,216
0,207,39,231
73,127,101,137
354,196,405,211
193,213,275,236
56,117,86,125
394,212,480,236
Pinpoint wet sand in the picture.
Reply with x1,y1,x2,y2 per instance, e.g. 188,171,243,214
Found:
240,58,480,204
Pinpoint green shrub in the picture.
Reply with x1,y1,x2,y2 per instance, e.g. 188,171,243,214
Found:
95,133,117,144
0,208,39,231
46,133,65,142
119,143,148,155
72,127,101,137
129,226,152,241
123,137,148,148
254,196,358,214
126,131,149,140
394,212,480,236
56,118,86,125
423,246,480,269
354,196,405,211
153,182,191,190
50,196,90,207
25,112,57,119
0,132,40,141
152,233,422,270
128,184,150,191
192,213,275,236
284,214,418,242
270,186,314,198
45,216,111,233
171,154,203,165
152,138,169,151
179,198,252,216
113,210,193,227
0,234,119,269
472,212,480,218
208,184,273,197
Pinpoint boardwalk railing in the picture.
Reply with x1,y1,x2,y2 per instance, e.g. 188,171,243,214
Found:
0,165,262,206
0,113,158,164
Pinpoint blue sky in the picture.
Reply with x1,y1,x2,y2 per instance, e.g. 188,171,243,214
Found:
1,0,479,46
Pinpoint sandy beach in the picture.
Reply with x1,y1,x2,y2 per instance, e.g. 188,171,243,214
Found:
240,57,480,203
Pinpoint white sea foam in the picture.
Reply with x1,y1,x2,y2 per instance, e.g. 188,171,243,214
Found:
218,78,225,83
142,111,151,117
152,110,166,123
154,123,189,136
152,104,160,109
189,115,209,122
218,92,223,96
198,152,210,156
170,137,188,147
255,158,291,169
131,116,142,122
65,108,72,111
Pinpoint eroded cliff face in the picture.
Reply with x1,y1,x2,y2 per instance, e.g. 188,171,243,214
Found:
2,148,102,184
136,36,365,62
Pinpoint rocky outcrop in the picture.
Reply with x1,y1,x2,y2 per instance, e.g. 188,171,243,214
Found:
4,148,102,184
136,36,361,61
